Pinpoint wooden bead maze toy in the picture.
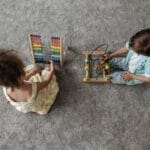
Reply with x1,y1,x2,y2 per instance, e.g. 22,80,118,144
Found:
82,45,111,83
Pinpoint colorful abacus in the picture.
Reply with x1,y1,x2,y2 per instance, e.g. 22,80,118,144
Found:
29,34,63,66
29,34,44,63
51,37,63,66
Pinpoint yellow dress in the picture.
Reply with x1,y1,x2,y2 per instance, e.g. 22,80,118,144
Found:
3,69,59,115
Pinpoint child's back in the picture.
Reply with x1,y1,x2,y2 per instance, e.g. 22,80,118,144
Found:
6,82,32,102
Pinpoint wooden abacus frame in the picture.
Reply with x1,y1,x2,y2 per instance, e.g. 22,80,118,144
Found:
28,33,64,67
82,50,111,83
60,37,64,67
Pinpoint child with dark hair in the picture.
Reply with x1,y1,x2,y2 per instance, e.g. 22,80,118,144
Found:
94,28,150,85
0,50,59,114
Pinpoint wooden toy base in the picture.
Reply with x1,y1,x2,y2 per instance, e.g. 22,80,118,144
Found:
83,77,111,83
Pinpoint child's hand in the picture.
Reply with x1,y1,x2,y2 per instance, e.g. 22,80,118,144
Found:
122,71,134,81
24,64,41,80
37,62,55,91
42,61,54,79
49,61,55,74
45,61,54,73
103,53,112,61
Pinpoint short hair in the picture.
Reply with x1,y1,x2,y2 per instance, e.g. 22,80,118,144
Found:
0,49,25,88
129,28,150,56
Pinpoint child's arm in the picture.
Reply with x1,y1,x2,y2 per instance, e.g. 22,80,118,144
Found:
132,75,150,83
122,72,150,83
93,47,128,60
24,65,41,80
36,62,55,91
108,47,128,59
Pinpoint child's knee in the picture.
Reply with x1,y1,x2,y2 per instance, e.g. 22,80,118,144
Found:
110,72,126,84
109,58,128,71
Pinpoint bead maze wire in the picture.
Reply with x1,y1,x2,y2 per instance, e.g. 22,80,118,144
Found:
90,44,109,78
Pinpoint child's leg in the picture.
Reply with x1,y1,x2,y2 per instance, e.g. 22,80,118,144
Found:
109,58,128,84
109,57,128,71
110,71,127,84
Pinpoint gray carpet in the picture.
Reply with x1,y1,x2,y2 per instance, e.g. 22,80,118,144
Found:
0,0,150,150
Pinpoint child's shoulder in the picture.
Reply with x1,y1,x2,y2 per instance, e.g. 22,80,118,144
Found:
5,82,33,102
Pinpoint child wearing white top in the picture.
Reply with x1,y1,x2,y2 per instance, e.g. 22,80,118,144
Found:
93,28,150,85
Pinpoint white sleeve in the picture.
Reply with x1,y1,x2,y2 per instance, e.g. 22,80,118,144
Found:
125,42,130,49
145,73,150,77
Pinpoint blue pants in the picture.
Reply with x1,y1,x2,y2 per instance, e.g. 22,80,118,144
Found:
109,58,128,84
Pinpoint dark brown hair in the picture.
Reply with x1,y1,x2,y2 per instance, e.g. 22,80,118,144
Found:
0,49,25,88
129,28,150,56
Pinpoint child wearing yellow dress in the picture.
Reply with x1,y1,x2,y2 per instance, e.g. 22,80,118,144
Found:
0,50,59,115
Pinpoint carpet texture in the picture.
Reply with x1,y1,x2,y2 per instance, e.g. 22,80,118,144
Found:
0,0,150,149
